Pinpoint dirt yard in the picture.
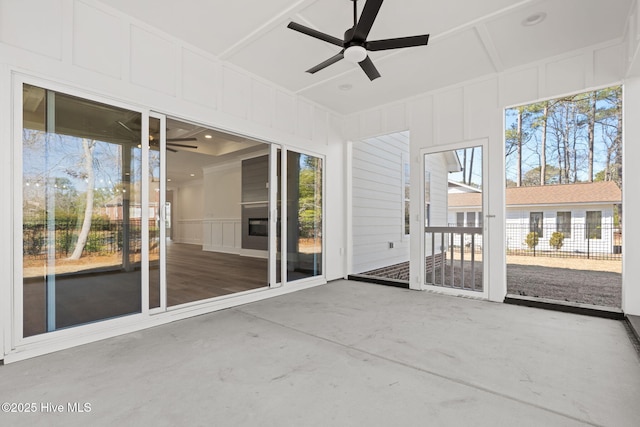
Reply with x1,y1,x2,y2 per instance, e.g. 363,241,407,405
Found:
363,254,622,309
506,257,622,308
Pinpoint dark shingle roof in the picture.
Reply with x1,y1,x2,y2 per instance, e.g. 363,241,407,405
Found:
448,181,621,208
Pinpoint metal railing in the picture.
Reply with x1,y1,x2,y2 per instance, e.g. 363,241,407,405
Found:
23,218,160,260
425,226,483,292
506,222,621,260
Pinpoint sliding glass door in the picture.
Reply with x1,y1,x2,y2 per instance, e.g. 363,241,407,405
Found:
21,83,144,337
18,81,325,343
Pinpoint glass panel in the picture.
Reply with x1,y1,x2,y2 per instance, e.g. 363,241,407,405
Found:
557,211,571,238
149,117,161,309
529,212,543,238
286,151,322,281
164,119,268,306
424,146,483,291
22,84,142,337
586,211,602,239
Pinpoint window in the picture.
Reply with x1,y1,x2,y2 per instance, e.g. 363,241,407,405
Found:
456,212,464,227
530,212,543,238
557,211,572,238
586,211,602,239
466,212,476,227
477,211,483,228
403,154,410,236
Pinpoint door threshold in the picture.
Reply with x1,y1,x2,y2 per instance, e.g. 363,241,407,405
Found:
348,275,410,289
504,294,624,320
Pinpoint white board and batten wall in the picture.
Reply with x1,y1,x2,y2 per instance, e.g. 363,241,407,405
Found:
201,161,242,254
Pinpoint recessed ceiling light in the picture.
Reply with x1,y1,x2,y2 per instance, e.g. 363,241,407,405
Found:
204,134,212,139
339,84,353,91
190,173,195,177
522,12,546,26
167,179,172,182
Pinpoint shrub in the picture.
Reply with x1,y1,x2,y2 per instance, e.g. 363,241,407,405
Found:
549,232,564,250
525,231,539,250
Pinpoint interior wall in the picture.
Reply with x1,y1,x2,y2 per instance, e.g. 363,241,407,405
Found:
173,181,204,245
203,163,241,220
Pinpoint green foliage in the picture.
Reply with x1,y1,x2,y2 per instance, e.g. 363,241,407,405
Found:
84,234,105,254
549,232,564,250
525,232,539,250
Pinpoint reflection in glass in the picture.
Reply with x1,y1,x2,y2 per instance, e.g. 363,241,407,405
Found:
286,152,322,281
22,84,142,337
149,117,161,309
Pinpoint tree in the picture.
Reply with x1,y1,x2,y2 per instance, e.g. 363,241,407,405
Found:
522,165,561,186
69,138,96,260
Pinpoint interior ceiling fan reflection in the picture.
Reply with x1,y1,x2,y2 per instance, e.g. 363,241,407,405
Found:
116,120,198,153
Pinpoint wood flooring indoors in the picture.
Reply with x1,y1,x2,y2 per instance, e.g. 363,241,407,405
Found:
23,241,268,338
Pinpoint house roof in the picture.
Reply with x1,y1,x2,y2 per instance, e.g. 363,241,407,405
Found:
448,181,621,208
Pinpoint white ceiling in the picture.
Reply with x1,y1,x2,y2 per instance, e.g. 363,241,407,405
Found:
99,0,633,115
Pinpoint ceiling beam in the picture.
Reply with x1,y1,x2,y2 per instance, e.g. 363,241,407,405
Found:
218,0,318,60
475,23,504,73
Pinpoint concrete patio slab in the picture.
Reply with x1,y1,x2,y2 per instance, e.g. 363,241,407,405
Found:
0,280,638,426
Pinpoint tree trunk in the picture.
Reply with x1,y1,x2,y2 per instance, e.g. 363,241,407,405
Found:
69,139,95,260
587,92,596,182
516,109,523,187
540,102,548,185
468,147,475,186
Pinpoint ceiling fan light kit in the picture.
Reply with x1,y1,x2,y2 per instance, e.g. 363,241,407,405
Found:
344,46,367,63
287,0,429,81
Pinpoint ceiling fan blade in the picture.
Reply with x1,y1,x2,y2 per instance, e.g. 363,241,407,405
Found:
359,56,381,81
353,0,383,41
167,142,198,149
367,34,429,51
166,147,178,153
166,137,198,142
287,22,343,47
306,50,345,74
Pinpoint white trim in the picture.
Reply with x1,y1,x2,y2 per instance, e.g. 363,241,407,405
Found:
345,141,353,279
141,112,150,315
239,249,268,259
268,143,280,288
401,151,411,240
1,63,12,359
420,138,490,300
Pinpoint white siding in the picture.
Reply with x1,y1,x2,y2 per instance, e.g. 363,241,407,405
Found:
352,131,409,273
505,205,616,254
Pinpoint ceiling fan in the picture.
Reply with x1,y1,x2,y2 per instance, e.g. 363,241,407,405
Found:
116,120,198,153
287,0,429,81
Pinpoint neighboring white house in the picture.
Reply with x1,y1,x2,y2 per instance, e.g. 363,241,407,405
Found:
448,181,622,254
352,132,460,276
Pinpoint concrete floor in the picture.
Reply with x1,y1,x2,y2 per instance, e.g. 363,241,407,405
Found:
1,280,639,426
